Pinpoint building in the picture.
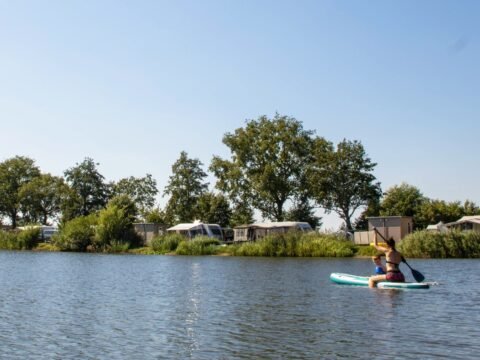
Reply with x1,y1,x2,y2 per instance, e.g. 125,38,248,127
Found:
233,221,313,242
134,223,164,245
445,216,480,232
353,216,413,245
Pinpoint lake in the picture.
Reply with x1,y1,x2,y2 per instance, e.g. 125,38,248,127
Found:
0,252,478,359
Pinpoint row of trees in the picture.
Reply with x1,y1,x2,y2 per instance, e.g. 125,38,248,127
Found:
355,183,479,230
1,114,475,232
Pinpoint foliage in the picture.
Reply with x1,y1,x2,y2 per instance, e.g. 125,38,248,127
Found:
354,197,381,230
164,151,208,224
0,228,40,250
354,245,380,257
196,192,232,227
144,207,166,223
94,203,141,251
107,195,138,224
19,174,70,225
0,231,19,250
175,236,221,255
17,227,42,250
399,230,480,258
309,139,381,232
229,203,255,227
0,156,41,228
415,199,479,230
231,232,355,257
380,183,425,225
284,195,322,229
112,174,158,217
64,157,110,217
150,233,184,254
54,215,97,251
210,114,316,221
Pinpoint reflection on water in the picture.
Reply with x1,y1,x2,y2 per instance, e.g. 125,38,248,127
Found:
0,252,478,359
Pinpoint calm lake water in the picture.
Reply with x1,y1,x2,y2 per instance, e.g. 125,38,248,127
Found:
0,252,478,359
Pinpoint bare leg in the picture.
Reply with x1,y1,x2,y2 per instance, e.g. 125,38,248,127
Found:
369,275,387,288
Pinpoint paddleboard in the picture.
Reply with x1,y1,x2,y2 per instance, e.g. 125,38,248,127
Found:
330,272,430,289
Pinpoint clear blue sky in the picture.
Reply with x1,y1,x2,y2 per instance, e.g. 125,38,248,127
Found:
1,0,478,228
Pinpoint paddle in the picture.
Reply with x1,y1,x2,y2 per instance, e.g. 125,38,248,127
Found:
372,227,425,283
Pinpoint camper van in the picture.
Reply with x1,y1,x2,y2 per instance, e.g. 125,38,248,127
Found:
167,221,224,241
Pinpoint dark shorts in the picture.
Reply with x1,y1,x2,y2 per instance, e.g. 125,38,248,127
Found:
386,271,405,282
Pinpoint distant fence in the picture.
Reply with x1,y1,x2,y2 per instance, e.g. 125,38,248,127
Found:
353,230,375,245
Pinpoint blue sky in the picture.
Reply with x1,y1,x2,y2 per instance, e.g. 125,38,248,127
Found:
0,1,478,228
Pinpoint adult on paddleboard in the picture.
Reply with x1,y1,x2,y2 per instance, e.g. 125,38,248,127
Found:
368,227,405,288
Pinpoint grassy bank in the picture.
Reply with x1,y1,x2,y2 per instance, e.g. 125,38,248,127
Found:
399,230,480,258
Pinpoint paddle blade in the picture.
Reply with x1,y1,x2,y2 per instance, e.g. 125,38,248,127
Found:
411,269,425,283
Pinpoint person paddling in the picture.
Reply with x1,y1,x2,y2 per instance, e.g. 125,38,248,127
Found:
368,227,405,288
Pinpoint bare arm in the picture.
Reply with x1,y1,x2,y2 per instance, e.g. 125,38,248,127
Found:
372,227,388,252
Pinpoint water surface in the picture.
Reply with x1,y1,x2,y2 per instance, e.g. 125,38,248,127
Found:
0,252,478,359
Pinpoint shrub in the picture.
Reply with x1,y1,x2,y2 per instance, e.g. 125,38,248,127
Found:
399,230,480,258
0,231,19,250
94,205,142,252
17,227,41,250
150,233,183,254
175,236,221,255
54,215,97,251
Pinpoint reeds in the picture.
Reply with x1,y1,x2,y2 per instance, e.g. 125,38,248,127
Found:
230,232,355,257
399,230,480,258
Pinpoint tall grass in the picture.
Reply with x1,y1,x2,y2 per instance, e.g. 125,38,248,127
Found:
175,237,221,255
150,233,184,254
0,228,41,250
231,232,355,257
399,230,480,258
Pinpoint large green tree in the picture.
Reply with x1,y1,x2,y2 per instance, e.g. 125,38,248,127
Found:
112,174,158,217
210,114,317,221
0,156,41,228
164,151,208,223
309,139,381,232
64,158,110,217
19,173,70,225
380,183,425,218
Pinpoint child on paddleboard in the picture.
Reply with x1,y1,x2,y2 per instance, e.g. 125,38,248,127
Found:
372,255,386,275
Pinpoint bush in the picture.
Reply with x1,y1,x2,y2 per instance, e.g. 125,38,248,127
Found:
399,230,480,258
354,245,380,257
54,215,97,251
0,228,41,250
17,227,41,250
175,236,221,255
0,231,19,250
93,205,142,252
150,233,183,254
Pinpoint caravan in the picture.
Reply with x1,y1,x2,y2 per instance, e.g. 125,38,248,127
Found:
167,221,223,241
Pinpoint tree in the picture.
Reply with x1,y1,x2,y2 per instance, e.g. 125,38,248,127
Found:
164,151,208,223
112,174,158,217
380,183,425,217
210,114,316,221
196,192,232,227
284,196,322,229
64,158,110,217
19,174,70,225
309,139,381,232
415,199,478,229
0,156,41,228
